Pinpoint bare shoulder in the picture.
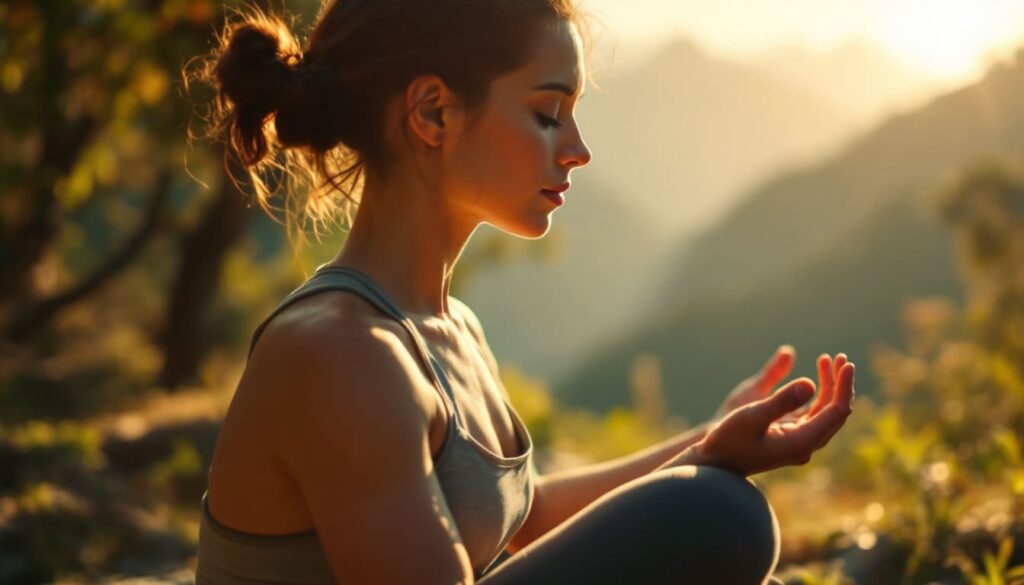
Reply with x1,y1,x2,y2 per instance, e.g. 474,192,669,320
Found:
254,289,399,361
245,290,434,430
238,291,474,582
249,290,428,457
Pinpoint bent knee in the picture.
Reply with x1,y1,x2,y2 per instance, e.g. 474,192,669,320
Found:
648,465,778,535
648,464,766,500
643,466,780,575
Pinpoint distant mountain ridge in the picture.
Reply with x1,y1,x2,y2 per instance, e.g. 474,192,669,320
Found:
553,48,1024,421
576,37,861,236
655,47,1024,314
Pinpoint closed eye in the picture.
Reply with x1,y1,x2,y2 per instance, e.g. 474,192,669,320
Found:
534,112,563,130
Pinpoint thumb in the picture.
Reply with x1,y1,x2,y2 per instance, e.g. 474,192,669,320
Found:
739,378,815,429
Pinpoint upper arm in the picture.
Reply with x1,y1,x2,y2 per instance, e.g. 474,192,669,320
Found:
258,317,475,584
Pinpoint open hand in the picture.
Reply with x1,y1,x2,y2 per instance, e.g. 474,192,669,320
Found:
691,361,855,477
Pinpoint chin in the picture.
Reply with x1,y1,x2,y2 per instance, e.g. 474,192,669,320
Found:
489,215,553,240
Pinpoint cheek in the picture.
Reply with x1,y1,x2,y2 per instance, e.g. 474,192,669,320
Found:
456,108,549,195
493,113,549,174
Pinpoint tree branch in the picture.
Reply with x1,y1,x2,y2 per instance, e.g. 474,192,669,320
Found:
4,172,173,342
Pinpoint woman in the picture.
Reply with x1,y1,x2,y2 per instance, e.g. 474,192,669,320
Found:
192,1,856,583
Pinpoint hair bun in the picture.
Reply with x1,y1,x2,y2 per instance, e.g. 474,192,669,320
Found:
214,19,303,163
274,63,347,152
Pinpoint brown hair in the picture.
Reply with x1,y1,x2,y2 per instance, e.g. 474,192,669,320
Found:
186,0,592,246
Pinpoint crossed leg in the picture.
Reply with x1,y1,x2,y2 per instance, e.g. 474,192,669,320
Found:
479,465,782,585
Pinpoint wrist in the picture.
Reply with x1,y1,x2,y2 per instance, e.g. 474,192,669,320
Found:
683,440,716,467
657,440,715,471
696,418,715,435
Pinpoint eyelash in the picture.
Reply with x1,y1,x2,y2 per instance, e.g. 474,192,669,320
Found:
534,112,563,130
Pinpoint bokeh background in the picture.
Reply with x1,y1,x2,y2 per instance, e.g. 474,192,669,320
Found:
2,0,1024,582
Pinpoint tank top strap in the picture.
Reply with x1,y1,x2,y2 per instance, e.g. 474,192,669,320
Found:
246,264,462,419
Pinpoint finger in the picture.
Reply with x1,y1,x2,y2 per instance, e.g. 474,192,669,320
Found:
813,363,856,449
820,354,847,411
808,354,834,417
827,356,851,411
733,378,815,432
834,354,848,383
838,361,855,410
759,344,795,393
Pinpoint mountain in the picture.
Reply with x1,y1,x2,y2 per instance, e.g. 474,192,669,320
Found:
576,38,863,237
553,48,1024,421
655,48,1024,314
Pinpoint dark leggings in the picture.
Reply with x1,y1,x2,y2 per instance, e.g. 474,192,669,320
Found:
478,465,782,585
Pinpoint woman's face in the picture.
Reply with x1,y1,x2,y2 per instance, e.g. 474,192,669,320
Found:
443,19,593,238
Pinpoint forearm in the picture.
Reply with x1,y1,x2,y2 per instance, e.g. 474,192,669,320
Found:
509,421,711,551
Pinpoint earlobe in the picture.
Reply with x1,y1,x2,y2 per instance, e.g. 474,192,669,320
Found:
405,75,451,149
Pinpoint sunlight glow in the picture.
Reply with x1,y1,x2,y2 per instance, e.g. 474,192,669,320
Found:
582,0,1024,86
877,0,1010,79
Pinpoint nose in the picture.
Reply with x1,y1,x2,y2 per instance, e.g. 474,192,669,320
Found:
558,123,593,169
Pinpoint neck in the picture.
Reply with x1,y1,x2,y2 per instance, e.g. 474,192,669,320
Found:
329,168,479,318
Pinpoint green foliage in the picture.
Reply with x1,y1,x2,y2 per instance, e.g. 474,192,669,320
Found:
947,536,1024,585
4,420,106,474
500,360,684,464
0,420,147,580
500,365,556,449
146,438,204,505
548,406,665,462
775,560,854,585
501,354,686,468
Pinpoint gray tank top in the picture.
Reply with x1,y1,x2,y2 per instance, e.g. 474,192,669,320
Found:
195,265,535,583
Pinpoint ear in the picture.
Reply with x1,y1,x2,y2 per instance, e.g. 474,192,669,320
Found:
404,75,459,149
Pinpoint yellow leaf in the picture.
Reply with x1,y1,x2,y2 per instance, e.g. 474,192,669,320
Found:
134,63,169,105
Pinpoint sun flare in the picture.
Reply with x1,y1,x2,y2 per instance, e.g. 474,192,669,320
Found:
877,0,1010,79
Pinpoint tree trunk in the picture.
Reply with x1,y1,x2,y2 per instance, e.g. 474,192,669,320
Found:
157,167,253,391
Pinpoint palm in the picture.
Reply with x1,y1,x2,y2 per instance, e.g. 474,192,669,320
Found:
698,360,856,475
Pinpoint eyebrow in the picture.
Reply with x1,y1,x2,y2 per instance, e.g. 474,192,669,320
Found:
532,81,586,100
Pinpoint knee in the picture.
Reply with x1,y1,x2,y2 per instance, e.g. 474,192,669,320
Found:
643,465,781,582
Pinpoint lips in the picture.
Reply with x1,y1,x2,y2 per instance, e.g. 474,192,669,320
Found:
544,181,571,193
540,180,570,206
540,189,565,206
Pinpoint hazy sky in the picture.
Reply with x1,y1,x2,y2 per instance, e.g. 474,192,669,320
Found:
581,0,1024,82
